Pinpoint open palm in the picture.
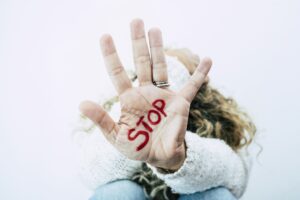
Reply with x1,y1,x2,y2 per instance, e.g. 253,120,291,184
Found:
80,19,212,170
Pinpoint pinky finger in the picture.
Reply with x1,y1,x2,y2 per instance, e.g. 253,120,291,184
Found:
79,100,118,142
178,57,212,103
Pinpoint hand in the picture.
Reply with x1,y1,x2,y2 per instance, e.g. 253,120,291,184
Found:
80,19,212,170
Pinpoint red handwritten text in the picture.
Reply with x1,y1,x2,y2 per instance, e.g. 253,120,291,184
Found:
128,99,167,151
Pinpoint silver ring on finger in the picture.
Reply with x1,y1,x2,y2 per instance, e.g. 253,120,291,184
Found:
153,81,170,88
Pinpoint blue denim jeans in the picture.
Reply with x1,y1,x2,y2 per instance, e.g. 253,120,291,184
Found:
89,180,237,200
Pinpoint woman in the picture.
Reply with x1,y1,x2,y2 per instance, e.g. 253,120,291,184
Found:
78,19,256,200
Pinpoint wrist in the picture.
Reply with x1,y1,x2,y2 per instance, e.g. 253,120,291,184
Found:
155,141,187,173
156,159,184,174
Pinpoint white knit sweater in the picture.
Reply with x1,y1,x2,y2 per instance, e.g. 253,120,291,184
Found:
77,104,252,199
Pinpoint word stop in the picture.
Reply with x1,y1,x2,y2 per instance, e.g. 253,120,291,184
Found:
128,99,167,151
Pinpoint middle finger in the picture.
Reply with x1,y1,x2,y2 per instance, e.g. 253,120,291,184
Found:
130,19,152,86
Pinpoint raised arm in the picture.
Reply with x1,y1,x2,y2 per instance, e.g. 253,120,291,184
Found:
79,19,212,172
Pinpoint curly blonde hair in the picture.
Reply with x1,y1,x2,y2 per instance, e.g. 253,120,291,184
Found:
164,48,256,150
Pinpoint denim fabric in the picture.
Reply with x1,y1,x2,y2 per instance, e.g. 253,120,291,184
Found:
89,180,237,200
178,187,237,200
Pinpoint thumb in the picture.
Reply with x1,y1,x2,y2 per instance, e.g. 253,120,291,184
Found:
79,100,118,142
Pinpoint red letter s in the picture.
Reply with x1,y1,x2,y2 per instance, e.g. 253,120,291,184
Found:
128,128,149,151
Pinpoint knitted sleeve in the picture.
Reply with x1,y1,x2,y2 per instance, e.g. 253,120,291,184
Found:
78,130,142,190
148,131,252,198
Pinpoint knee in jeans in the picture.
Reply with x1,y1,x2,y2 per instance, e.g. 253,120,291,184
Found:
212,187,236,198
89,180,145,200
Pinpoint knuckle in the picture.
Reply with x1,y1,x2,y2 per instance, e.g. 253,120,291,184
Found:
135,55,151,66
95,112,106,126
108,66,124,76
188,79,199,91
153,61,167,69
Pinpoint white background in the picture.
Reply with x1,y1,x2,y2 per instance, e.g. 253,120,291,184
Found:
1,0,300,199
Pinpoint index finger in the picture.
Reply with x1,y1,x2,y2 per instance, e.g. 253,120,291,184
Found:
100,34,132,95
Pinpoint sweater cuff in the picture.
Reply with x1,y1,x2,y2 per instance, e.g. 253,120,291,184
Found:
147,131,248,197
147,131,204,189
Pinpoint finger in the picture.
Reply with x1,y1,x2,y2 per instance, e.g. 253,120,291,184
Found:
178,58,212,103
130,19,152,85
148,28,168,85
204,76,210,83
100,34,132,95
79,100,119,142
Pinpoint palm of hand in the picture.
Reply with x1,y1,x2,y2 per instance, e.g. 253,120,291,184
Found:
80,19,211,170
116,85,189,169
